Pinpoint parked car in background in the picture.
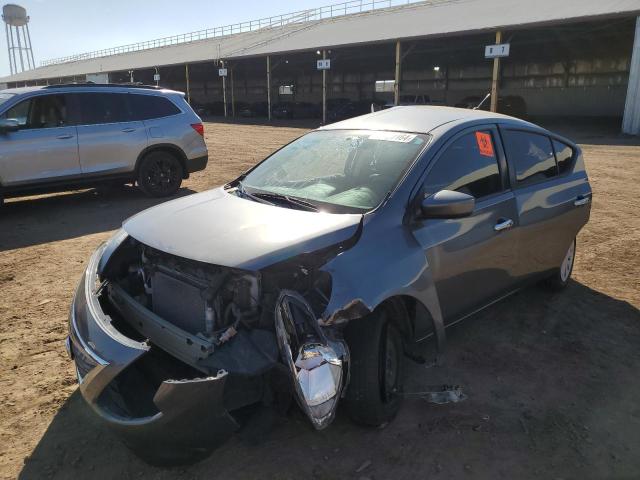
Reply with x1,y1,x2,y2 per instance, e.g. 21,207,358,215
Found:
272,101,321,119
67,105,591,464
456,94,527,118
382,94,444,110
293,101,321,118
271,101,294,119
327,99,381,123
0,84,207,204
239,101,269,118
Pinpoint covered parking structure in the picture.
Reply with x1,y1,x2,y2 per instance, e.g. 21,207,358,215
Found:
1,0,640,133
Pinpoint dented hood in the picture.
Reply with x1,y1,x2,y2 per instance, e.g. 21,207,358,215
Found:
123,187,362,270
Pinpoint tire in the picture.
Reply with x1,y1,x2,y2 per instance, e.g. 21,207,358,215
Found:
344,308,404,426
137,150,184,198
544,238,576,291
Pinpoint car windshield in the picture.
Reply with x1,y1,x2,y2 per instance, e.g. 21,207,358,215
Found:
0,93,15,108
242,129,428,213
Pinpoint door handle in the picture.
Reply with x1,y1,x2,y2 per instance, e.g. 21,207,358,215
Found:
574,195,591,207
56,134,73,139
494,218,514,232
121,128,136,133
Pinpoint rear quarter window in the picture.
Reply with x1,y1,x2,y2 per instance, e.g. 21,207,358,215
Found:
502,130,557,186
553,140,575,175
129,94,181,120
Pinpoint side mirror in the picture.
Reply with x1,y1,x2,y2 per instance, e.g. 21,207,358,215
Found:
420,190,475,219
0,118,19,134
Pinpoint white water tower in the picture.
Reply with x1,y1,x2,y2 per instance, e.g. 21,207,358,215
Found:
2,4,35,74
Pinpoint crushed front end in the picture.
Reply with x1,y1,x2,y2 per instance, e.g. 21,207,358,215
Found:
67,229,349,462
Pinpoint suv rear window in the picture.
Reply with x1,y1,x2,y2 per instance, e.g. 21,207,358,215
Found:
502,131,557,186
77,93,130,125
129,94,180,120
423,130,502,199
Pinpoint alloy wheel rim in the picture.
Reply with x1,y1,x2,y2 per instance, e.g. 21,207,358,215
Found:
147,159,179,193
560,241,575,282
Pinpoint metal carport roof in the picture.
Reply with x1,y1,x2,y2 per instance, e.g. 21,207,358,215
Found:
2,0,639,83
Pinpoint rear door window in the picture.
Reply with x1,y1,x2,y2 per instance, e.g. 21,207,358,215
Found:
77,93,130,125
129,94,181,120
423,130,502,199
552,140,574,175
2,94,70,129
502,130,557,186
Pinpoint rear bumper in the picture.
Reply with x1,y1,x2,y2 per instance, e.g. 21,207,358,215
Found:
185,154,208,174
66,243,237,457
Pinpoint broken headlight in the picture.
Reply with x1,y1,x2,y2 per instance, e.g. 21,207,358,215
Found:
275,291,346,430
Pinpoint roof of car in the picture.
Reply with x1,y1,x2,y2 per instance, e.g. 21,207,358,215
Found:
0,84,180,95
320,106,535,134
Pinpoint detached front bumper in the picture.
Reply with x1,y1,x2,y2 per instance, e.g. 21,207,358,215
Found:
66,244,237,459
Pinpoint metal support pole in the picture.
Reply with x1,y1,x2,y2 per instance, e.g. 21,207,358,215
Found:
20,26,31,69
25,23,35,69
490,30,502,113
185,64,191,104
15,24,24,72
230,65,236,117
322,50,327,124
222,61,228,118
5,23,13,75
622,16,640,135
394,40,401,106
10,27,18,74
267,55,272,121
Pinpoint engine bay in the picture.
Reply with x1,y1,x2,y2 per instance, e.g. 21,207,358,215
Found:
97,235,348,430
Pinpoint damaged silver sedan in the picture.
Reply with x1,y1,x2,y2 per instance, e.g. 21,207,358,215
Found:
66,106,591,463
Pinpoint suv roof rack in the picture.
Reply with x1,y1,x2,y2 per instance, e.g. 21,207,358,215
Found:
43,83,162,90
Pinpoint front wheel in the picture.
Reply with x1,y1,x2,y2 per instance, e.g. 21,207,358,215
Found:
544,238,576,291
344,308,404,426
137,151,183,198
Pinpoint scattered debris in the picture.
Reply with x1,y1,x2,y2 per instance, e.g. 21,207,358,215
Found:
219,325,237,343
355,460,372,473
404,385,467,404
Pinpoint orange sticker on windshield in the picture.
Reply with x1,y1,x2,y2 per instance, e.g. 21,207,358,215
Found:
475,132,494,157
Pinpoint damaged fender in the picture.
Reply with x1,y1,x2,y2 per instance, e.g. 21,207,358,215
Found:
319,214,446,363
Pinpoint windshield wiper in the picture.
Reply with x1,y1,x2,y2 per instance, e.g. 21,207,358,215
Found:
253,192,319,212
236,181,275,206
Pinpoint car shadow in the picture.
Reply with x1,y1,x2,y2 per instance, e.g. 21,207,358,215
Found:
17,281,640,479
0,186,196,252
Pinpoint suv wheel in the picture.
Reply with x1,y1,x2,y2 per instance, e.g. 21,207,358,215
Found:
344,308,404,426
544,238,576,291
137,151,183,197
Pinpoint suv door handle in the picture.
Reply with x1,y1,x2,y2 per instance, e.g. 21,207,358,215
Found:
56,134,73,139
574,195,591,207
121,128,136,133
494,218,514,232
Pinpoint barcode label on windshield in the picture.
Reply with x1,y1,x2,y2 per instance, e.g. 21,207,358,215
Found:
369,132,417,143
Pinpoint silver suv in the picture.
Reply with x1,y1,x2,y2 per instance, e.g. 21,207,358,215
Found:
0,84,208,204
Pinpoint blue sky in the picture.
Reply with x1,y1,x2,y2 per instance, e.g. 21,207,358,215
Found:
1,0,331,77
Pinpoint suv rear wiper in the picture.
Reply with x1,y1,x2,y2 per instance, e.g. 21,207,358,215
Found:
253,192,319,212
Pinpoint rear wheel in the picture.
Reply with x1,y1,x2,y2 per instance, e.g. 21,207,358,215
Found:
544,238,576,291
137,151,183,197
344,308,404,426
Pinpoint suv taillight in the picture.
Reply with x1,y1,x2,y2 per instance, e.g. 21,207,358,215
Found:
191,123,204,136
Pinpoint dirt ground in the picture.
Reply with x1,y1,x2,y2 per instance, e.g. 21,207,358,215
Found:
0,120,639,480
